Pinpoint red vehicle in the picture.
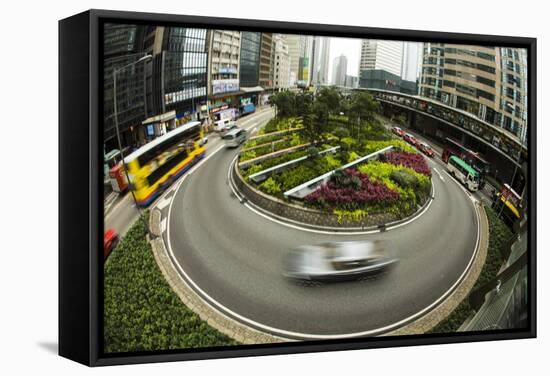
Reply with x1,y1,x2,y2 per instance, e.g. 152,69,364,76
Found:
418,142,435,158
403,133,419,147
108,163,128,193
103,229,119,260
391,126,405,137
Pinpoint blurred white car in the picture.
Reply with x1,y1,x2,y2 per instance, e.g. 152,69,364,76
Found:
284,241,398,282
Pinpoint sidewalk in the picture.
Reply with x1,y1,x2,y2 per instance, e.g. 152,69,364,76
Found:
104,190,126,216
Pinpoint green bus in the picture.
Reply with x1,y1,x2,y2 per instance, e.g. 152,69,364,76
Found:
446,155,480,192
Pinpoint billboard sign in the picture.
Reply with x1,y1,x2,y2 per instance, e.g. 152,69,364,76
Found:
212,79,240,95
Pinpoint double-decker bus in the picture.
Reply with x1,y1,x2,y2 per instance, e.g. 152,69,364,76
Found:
492,183,522,227
441,138,490,184
446,155,480,192
123,121,205,207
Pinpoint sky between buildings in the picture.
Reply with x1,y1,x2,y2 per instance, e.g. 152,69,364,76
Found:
327,37,422,81
328,37,361,78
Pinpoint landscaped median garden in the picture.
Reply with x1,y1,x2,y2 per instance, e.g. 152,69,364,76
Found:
236,87,433,227
103,215,237,353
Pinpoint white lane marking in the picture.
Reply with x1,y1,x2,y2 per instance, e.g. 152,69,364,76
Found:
443,169,473,198
384,180,435,231
237,108,274,126
160,218,167,234
244,113,274,132
166,144,481,339
156,196,172,211
433,167,445,182
168,164,480,339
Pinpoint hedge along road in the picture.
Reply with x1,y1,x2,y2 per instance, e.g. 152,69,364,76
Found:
164,145,479,338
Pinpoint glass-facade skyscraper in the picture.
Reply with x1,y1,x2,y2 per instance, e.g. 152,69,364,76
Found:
419,43,528,144
239,32,262,87
103,23,148,150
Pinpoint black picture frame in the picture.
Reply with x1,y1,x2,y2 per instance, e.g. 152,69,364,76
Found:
59,9,537,367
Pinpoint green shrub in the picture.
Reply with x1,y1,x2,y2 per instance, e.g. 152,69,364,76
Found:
334,209,369,224
243,139,257,149
390,169,419,189
104,217,237,353
262,117,303,134
259,177,281,195
428,300,474,334
363,139,416,155
289,132,302,146
240,150,257,162
325,154,342,170
244,164,264,180
279,165,318,191
340,137,357,148
307,146,320,159
333,127,350,140
357,161,432,217
475,206,513,289
347,151,360,163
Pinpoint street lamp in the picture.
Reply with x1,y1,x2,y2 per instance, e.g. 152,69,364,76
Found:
113,54,152,234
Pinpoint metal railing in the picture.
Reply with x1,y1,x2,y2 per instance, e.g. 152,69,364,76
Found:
283,145,394,199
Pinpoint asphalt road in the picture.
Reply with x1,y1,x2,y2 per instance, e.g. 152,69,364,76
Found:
165,134,479,337
103,107,274,237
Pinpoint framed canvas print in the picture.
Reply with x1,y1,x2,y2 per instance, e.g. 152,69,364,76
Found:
59,9,536,366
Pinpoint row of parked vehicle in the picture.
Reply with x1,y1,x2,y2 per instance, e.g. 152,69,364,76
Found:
391,126,435,158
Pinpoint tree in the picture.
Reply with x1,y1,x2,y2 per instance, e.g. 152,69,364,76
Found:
295,92,318,144
333,127,350,141
316,86,341,116
348,91,381,138
270,91,296,117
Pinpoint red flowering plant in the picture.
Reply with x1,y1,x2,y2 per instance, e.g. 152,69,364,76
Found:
304,169,400,210
384,151,431,177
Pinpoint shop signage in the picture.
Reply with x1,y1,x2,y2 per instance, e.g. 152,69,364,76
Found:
218,67,238,75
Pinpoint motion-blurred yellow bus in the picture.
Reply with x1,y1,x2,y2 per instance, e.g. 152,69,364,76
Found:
123,121,206,207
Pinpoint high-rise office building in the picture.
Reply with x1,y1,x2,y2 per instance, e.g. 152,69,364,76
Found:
344,74,358,88
104,25,210,150
359,40,404,77
401,42,422,83
151,27,208,119
297,36,313,86
207,30,242,104
285,35,309,86
239,32,262,87
273,34,291,91
103,23,148,150
419,43,528,144
318,37,331,85
332,54,348,86
311,37,331,86
259,33,273,90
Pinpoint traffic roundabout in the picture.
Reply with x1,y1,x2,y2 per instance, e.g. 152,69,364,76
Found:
158,144,483,340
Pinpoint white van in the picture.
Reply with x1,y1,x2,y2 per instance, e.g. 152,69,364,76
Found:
222,128,247,148
215,118,237,132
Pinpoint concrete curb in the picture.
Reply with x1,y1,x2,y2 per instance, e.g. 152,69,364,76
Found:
149,210,288,345
383,203,489,335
